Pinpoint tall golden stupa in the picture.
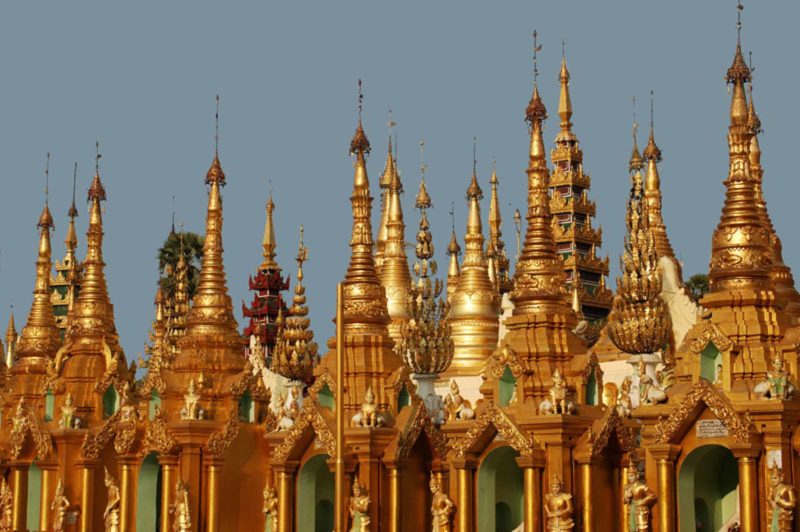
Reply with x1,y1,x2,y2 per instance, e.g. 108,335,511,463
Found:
1,8,799,532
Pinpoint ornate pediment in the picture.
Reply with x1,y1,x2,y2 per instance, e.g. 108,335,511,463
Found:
688,320,733,354
9,400,52,460
308,368,337,401
487,343,530,380
653,378,751,444
392,402,448,461
452,402,537,458
580,407,636,457
272,401,336,462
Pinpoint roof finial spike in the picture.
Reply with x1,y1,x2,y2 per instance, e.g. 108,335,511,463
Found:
561,38,566,60
532,30,541,86
170,194,176,235
649,89,655,132
69,162,78,216
357,79,364,123
214,94,220,156
737,0,744,44
95,141,101,175
44,152,51,206
472,136,477,177
450,202,456,233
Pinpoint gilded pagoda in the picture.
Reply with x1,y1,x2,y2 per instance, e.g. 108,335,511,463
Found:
0,8,798,532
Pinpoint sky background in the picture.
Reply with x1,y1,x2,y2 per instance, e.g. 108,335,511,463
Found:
0,2,797,358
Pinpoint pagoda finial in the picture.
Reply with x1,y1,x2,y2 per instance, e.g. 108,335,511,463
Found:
215,93,220,157
15,156,61,361
525,31,547,127
261,182,279,271
641,96,676,260
415,139,432,210
608,154,670,354
65,162,79,256
38,153,54,229
642,90,662,163
487,158,509,293
376,108,398,269
557,39,573,132
447,203,461,297
350,80,370,156
511,39,571,317
629,97,644,172
206,95,226,186
379,110,412,341
169,195,177,238
708,2,771,293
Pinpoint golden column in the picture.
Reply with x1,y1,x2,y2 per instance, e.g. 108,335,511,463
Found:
386,462,401,532
275,462,297,532
649,444,680,532
452,458,476,532
517,454,545,532
572,451,597,532
9,463,27,532
38,460,58,532
77,460,98,532
159,455,179,532
119,455,138,531
733,447,759,532
204,455,224,532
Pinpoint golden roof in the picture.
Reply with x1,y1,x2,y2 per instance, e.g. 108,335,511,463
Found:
260,194,279,271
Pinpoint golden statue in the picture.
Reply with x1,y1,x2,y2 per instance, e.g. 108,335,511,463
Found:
59,392,77,429
430,476,454,531
103,467,121,532
602,382,618,409
539,368,575,415
623,465,656,532
443,380,474,421
263,483,279,532
0,479,12,532
51,478,69,532
755,355,796,400
180,378,203,420
617,377,633,418
768,466,796,531
349,477,371,532
170,479,192,532
544,475,574,530
351,386,385,428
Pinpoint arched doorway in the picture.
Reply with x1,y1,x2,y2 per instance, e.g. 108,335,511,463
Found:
136,453,162,532
26,462,42,528
477,446,523,532
297,454,334,532
678,445,739,531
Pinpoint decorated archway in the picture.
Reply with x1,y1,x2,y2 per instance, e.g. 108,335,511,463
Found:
136,453,162,532
678,445,739,531
296,454,334,532
477,446,523,532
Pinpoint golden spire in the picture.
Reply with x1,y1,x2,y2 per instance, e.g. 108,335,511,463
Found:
182,95,241,347
396,157,454,375
375,111,397,271
446,203,461,298
642,91,676,260
166,234,190,349
378,120,412,342
555,41,576,144
260,186,278,271
341,80,391,330
16,154,61,361
67,142,120,351
447,139,499,374
4,311,16,368
512,45,569,317
487,160,510,293
747,78,800,316
271,226,318,382
65,162,79,259
629,98,644,172
607,160,670,354
708,10,773,294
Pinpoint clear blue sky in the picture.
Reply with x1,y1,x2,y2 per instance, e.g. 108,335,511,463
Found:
0,2,797,357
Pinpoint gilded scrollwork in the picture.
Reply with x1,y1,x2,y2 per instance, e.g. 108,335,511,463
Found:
487,343,530,379
206,415,239,458
653,378,751,443
452,402,536,457
272,401,336,462
81,410,122,460
687,321,733,354
142,413,177,455
9,399,52,460
395,402,448,460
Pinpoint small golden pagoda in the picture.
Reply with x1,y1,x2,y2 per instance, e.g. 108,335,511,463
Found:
50,164,82,339
548,51,612,321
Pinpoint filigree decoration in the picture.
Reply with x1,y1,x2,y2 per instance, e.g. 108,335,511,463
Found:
142,414,177,455
41,358,62,395
688,321,734,354
114,422,138,455
584,406,631,457
9,400,52,460
653,378,751,443
452,402,536,457
395,402,448,460
272,401,336,461
206,416,240,458
308,368,337,400
81,410,122,459
390,366,419,406
487,343,530,379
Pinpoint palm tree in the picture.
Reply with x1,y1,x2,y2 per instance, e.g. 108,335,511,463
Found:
157,231,204,299
685,273,710,303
